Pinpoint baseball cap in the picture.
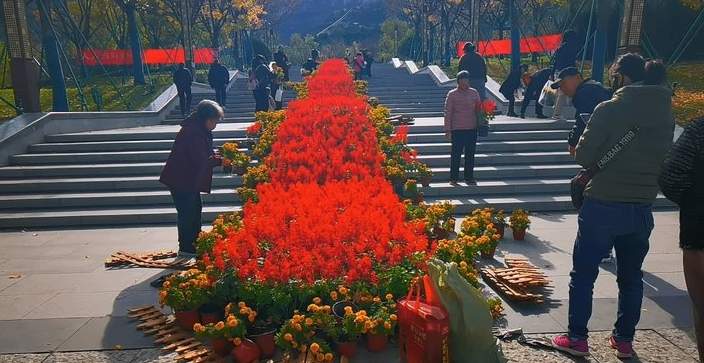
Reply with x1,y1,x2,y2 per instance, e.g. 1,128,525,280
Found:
551,67,581,89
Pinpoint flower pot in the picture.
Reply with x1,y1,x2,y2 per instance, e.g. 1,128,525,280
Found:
232,165,246,176
336,340,358,358
174,309,200,331
211,338,233,356
481,246,497,259
366,333,388,352
433,227,449,240
420,176,431,187
513,228,527,241
231,339,261,363
199,304,222,325
332,301,357,319
496,224,506,239
251,329,277,358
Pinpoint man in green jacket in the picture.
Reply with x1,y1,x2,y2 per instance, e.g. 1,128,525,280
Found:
551,54,674,359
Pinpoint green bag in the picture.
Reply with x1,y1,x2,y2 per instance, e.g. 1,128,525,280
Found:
427,258,506,363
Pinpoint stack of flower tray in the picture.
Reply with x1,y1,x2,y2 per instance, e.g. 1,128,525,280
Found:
105,250,194,270
480,257,550,303
128,305,223,363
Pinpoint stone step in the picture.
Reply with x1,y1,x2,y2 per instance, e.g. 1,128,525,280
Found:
0,204,241,229
410,140,567,154
422,194,675,214
29,138,250,153
0,189,239,210
0,174,242,193
46,128,250,143
407,130,570,143
418,151,573,167
419,179,570,196
427,164,579,180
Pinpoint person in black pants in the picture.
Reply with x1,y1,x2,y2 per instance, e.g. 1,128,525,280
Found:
500,64,528,117
253,55,273,112
208,59,229,107
444,71,482,185
520,67,551,119
173,63,193,117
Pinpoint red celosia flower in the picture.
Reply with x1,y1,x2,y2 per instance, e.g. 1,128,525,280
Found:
247,122,262,136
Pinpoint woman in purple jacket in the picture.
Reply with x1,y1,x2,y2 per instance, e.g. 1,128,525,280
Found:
160,100,223,256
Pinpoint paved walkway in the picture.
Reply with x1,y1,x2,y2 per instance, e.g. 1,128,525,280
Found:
0,212,698,362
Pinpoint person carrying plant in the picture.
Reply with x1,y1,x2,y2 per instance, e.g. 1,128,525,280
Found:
444,71,482,185
458,42,487,100
253,55,274,112
551,55,674,359
273,45,290,82
659,115,704,363
159,100,224,261
353,52,365,81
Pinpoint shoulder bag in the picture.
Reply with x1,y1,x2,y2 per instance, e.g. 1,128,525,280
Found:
570,126,639,209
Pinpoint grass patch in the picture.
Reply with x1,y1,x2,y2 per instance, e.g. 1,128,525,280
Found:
0,72,173,121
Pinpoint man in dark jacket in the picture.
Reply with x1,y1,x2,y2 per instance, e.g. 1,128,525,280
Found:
500,64,528,117
173,63,193,117
520,67,551,119
311,48,320,62
253,55,273,112
363,49,374,78
302,57,318,74
551,30,581,119
551,67,611,155
458,42,488,100
274,46,290,81
208,59,230,107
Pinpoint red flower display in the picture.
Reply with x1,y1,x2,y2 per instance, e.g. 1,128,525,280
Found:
213,59,430,284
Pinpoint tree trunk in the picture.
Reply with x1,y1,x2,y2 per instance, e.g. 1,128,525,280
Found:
125,3,145,84
39,0,69,112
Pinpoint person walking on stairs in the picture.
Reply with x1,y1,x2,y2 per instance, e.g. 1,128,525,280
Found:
252,55,274,112
208,59,229,107
444,71,482,185
159,100,223,260
274,46,290,82
500,64,529,117
363,49,374,78
353,52,365,80
458,42,488,100
551,30,581,119
660,116,704,363
520,67,551,119
173,63,193,117
551,67,611,157
551,55,674,359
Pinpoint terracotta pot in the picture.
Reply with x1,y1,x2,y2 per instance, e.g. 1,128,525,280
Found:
251,330,277,358
231,339,261,363
513,228,527,241
174,310,200,331
496,224,506,239
420,176,431,187
211,338,233,356
336,340,358,358
481,246,497,259
366,333,388,352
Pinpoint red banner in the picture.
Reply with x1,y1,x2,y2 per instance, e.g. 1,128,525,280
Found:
457,34,563,57
82,48,217,66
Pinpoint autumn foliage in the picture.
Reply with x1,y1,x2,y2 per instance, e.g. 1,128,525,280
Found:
212,59,429,284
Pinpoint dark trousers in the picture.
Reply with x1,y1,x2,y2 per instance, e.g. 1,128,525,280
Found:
520,97,544,117
170,191,202,254
507,95,517,115
214,86,227,107
450,129,478,181
568,198,654,342
177,87,192,117
254,88,271,112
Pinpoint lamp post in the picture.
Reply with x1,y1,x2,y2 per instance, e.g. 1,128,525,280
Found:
591,0,609,83
509,0,521,71
182,0,194,69
2,0,40,113
618,0,645,55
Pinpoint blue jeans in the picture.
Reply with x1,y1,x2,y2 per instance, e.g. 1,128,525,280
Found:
470,79,486,100
568,198,654,342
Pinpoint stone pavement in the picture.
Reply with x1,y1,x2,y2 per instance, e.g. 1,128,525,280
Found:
0,212,699,362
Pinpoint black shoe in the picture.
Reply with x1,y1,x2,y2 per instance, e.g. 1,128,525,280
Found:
520,114,526,119
465,179,477,185
507,112,519,118
536,114,548,119
449,179,460,185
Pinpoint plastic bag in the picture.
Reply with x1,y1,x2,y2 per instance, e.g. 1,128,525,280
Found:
398,280,451,363
426,259,506,363
538,79,557,107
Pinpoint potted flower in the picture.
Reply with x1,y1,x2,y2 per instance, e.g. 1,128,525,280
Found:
476,234,500,259
492,209,506,239
487,297,504,320
416,163,433,187
159,269,212,330
509,209,531,241
193,312,246,356
238,282,291,359
364,307,397,352
275,313,335,360
326,304,365,358
404,179,423,203
220,142,250,175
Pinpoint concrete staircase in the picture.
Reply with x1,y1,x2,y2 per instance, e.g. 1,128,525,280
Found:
369,63,673,214
0,64,671,229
